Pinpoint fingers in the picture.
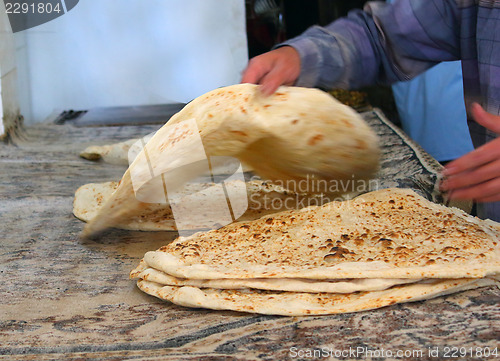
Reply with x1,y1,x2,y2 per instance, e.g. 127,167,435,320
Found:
443,139,500,177
442,158,500,190
240,46,301,96
471,103,500,134
441,137,500,203
443,104,500,177
241,57,271,85
259,62,297,96
443,176,500,203
441,156,500,194
259,66,284,96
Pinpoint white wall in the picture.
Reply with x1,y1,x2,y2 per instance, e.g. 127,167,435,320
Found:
0,0,20,136
0,81,4,136
16,0,248,124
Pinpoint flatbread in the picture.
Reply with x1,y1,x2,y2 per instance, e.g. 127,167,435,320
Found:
73,181,175,231
82,84,380,237
73,182,122,223
130,261,419,293
141,188,500,280
80,138,256,173
80,138,138,166
74,180,329,231
136,278,496,316
131,187,499,316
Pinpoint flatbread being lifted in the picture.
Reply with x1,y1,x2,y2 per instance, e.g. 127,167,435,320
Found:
82,84,380,237
73,179,328,231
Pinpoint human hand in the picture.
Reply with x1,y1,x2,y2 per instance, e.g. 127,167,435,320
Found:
441,103,500,202
241,46,301,96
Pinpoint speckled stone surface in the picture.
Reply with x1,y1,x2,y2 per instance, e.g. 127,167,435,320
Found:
0,112,498,360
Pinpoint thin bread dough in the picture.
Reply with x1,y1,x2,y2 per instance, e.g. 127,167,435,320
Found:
141,188,500,280
130,262,419,293
136,278,495,316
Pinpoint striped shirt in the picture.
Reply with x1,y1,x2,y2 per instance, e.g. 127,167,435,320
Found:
283,0,500,118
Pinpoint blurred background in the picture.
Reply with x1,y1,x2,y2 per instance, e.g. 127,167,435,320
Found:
1,0,394,131
5,0,247,125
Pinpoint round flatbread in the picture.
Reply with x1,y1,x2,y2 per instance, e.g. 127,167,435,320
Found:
136,278,495,316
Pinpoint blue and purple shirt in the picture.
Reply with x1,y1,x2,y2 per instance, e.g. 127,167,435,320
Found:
283,0,500,118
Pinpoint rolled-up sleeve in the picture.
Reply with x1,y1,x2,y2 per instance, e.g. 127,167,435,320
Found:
280,0,462,89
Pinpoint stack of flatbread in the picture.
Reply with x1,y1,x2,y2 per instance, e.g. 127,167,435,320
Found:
81,84,380,238
130,188,500,316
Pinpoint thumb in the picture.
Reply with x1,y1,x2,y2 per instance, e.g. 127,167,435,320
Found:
471,103,500,134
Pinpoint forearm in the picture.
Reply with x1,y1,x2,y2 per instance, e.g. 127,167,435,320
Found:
281,12,388,89
280,0,461,90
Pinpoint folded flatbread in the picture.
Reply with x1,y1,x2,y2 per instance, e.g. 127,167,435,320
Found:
139,188,500,280
136,278,496,316
130,261,418,293
131,188,499,315
82,84,380,237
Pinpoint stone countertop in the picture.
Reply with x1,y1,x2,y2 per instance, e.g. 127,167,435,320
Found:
0,112,498,361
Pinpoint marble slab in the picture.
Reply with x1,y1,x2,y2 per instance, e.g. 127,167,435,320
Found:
0,112,498,360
